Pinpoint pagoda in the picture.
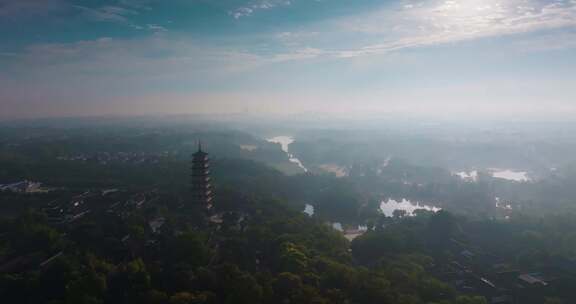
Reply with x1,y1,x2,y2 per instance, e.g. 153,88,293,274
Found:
190,142,213,209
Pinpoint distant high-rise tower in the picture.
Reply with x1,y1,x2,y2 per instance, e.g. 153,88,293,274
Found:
190,142,213,209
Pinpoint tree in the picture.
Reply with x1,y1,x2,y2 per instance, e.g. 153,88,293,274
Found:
65,270,107,304
107,258,151,303
169,292,211,304
455,295,487,304
225,273,263,304
165,232,212,267
143,290,169,304
272,272,304,302
279,242,309,273
351,231,405,262
427,211,456,250
393,209,408,219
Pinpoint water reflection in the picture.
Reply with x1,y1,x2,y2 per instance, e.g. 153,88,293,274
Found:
455,170,478,182
380,198,441,217
455,169,530,182
266,136,308,172
491,169,529,182
332,222,343,231
330,222,368,241
303,204,314,216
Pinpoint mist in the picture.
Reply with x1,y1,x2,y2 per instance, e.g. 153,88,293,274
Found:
2,1,576,303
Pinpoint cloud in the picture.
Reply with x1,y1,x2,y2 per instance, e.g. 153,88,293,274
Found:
0,34,278,118
508,29,576,52
0,0,67,18
1,36,272,91
118,0,152,11
275,31,320,47
230,0,292,19
70,3,164,32
327,0,576,57
147,24,168,32
269,47,326,61
231,7,254,19
72,5,139,24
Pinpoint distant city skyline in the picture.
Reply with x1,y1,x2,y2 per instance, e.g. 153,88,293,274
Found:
1,0,575,119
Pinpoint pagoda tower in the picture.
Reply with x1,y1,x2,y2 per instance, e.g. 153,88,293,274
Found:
190,142,213,209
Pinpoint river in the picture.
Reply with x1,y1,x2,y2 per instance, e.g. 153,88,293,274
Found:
266,136,308,172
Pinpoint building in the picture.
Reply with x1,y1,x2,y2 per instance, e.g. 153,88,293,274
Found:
190,143,213,209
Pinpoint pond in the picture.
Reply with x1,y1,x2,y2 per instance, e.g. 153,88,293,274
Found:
303,204,314,216
455,170,478,182
490,169,529,182
380,198,441,217
455,169,530,182
330,222,368,241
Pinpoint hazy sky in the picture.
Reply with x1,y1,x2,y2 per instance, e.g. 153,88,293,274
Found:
1,0,576,120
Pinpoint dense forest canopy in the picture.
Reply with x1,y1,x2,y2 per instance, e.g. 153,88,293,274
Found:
1,119,576,304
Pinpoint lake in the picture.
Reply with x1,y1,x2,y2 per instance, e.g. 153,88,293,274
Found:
380,198,441,217
455,170,478,182
491,169,529,182
330,222,368,241
455,169,530,182
303,204,314,216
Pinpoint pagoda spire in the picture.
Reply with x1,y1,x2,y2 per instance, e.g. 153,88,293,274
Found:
190,143,213,210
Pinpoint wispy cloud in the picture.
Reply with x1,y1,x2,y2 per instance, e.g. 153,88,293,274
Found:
229,0,292,19
118,0,152,11
72,5,139,24
70,3,164,32
326,0,576,57
147,24,168,33
3,36,267,86
3,0,576,120
0,34,289,118
0,0,67,18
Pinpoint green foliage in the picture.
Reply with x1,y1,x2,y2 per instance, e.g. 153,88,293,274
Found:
454,295,488,304
272,272,303,299
7,210,65,254
170,292,212,304
544,298,564,304
278,242,309,273
3,185,553,304
165,232,213,267
428,211,456,246
351,231,406,262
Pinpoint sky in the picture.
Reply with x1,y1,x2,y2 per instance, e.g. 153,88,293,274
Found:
1,0,576,120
